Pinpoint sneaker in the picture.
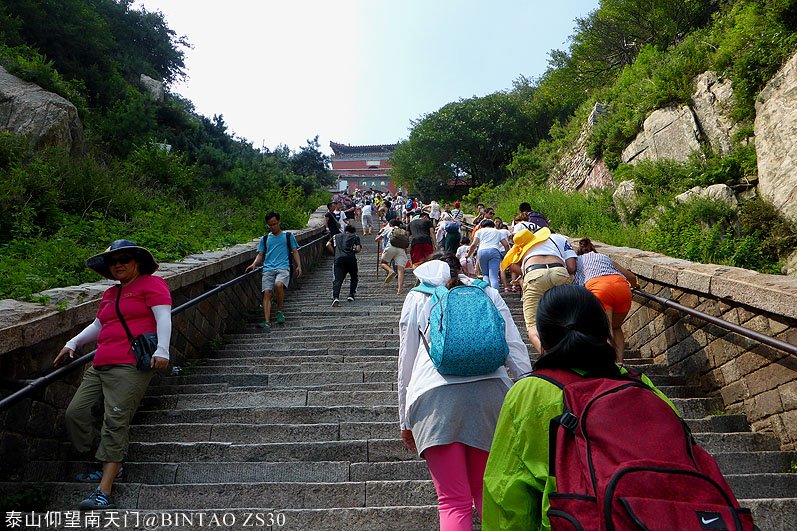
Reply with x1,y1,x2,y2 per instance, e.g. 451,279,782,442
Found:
331,299,340,307
504,287,511,293
78,487,115,510
257,321,271,329
76,466,125,483
384,271,395,284
347,295,355,302
275,311,286,324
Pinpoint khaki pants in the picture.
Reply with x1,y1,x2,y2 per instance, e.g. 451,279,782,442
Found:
65,365,153,463
521,267,572,330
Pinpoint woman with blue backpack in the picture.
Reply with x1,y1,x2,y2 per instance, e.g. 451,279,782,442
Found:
398,253,531,531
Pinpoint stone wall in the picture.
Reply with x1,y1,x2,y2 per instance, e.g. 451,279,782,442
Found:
0,207,330,480
598,243,797,450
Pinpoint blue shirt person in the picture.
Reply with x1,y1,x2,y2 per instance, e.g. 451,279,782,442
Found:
245,212,302,329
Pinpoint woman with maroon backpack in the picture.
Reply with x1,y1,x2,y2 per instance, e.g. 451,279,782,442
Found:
482,284,754,531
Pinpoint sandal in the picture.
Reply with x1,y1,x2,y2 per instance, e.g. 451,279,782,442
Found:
76,466,126,483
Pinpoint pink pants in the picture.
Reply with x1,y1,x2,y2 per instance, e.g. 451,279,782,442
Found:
424,442,489,531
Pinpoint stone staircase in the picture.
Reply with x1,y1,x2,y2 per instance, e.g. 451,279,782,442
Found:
6,229,797,530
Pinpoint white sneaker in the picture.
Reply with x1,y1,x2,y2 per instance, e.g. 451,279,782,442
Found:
347,295,355,302
332,299,340,307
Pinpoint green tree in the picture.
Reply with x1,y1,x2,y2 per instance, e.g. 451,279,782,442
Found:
391,92,536,198
569,0,717,85
289,136,335,188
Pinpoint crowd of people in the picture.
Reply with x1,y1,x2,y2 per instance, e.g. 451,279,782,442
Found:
51,190,746,531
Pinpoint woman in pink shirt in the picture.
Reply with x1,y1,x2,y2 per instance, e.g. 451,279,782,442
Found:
54,240,172,510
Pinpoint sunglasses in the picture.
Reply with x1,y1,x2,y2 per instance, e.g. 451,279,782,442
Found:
107,255,134,266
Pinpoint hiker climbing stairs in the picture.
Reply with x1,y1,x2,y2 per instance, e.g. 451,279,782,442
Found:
9,224,797,530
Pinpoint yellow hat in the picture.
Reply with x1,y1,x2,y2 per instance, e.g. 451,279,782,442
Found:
501,227,551,270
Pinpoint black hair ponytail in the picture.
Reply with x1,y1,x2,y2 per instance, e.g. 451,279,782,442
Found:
533,284,620,378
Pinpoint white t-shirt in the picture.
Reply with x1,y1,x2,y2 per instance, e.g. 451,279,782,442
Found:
430,202,441,219
474,227,507,251
522,233,577,265
362,204,373,217
512,221,535,234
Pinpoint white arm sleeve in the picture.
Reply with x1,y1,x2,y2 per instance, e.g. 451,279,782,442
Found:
397,295,421,430
492,292,533,378
64,319,102,351
151,305,172,360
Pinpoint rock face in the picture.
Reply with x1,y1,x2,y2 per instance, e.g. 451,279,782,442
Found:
612,180,640,222
0,66,85,155
692,72,737,156
675,184,738,208
140,74,164,102
755,51,797,222
622,105,702,164
622,72,737,165
551,103,614,191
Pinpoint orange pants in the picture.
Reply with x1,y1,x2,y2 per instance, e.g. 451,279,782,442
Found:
585,274,632,314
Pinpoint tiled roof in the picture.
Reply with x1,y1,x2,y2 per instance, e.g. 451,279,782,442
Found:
329,141,398,155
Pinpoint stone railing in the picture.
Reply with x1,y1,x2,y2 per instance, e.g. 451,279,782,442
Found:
596,242,797,450
0,206,330,480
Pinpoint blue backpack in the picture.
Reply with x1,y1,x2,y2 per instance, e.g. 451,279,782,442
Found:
412,280,509,376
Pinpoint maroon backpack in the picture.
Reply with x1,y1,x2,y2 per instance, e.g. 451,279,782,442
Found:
531,368,755,531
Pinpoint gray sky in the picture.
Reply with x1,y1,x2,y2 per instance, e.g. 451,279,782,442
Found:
134,1,600,153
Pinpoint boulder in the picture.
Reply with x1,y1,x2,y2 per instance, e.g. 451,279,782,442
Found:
784,250,797,276
612,180,640,222
622,105,702,164
755,51,797,222
0,66,85,155
675,184,738,208
140,74,164,102
691,71,737,156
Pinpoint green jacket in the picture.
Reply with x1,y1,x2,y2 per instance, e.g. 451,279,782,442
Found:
481,369,677,531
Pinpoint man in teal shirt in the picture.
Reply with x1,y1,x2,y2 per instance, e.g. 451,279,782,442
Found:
246,212,302,329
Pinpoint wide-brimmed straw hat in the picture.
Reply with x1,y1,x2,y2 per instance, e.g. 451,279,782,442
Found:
86,239,159,280
501,227,552,271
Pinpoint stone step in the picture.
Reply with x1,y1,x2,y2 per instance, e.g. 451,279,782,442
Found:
726,473,797,499
232,382,395,392
0,480,438,510
134,405,399,425
220,334,399,345
141,390,399,411
695,432,782,453
201,355,396,366
163,366,398,378
741,498,797,531
129,422,396,444
226,325,398,339
209,346,396,358
2,477,793,513
151,371,395,387
28,449,797,488
141,390,721,417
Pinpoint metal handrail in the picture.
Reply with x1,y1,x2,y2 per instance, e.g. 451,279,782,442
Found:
632,288,797,358
0,231,330,411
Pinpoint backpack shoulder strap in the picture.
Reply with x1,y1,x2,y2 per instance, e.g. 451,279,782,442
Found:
470,279,489,290
523,367,587,388
411,283,437,296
